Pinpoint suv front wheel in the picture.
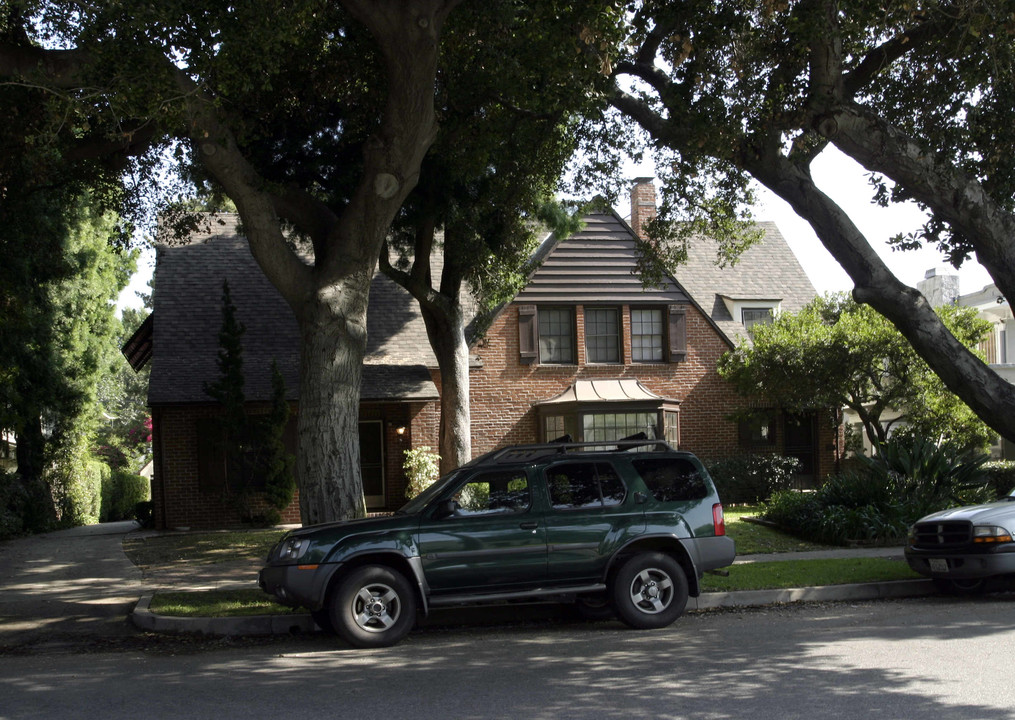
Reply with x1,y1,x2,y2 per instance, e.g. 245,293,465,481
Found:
612,552,689,630
331,565,417,648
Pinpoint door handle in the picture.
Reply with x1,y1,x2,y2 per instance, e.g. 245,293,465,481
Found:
519,521,539,530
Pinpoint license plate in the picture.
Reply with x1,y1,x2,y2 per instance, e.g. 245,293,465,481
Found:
929,558,949,573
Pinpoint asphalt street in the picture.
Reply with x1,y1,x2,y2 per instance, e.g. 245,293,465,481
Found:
2,597,1013,720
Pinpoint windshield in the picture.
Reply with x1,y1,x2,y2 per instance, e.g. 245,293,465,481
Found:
397,469,466,515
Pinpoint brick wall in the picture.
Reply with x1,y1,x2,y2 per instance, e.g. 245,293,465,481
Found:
470,303,742,461
469,303,843,475
152,400,435,530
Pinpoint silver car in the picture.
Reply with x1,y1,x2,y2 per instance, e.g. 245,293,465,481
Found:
905,488,1015,593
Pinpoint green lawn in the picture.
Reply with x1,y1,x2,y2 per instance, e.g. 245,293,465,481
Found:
723,505,833,555
124,529,286,569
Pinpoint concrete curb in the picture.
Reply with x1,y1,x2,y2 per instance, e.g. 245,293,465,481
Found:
131,595,318,636
690,578,936,611
130,578,938,637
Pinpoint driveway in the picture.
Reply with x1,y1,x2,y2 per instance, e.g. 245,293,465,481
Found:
0,521,144,647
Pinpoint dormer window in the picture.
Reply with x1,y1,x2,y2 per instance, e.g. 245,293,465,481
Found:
742,307,774,335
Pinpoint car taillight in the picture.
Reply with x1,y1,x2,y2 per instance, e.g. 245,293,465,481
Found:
712,503,726,536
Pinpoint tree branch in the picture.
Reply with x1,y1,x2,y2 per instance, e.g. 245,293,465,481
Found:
746,149,1015,443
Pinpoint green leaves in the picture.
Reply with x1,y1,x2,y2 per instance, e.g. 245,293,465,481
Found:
719,292,995,451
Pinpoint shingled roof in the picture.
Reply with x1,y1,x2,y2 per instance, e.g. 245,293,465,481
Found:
147,214,439,405
514,209,814,347
677,221,817,345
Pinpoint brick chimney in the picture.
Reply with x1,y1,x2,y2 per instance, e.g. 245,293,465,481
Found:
630,177,657,239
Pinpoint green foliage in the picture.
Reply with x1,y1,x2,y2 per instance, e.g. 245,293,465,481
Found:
100,469,151,522
204,288,294,525
47,440,105,528
719,293,995,451
983,461,1015,498
204,280,247,448
404,447,440,500
134,500,154,528
260,361,296,520
763,436,996,546
0,187,132,532
96,304,153,474
0,470,29,540
704,454,800,504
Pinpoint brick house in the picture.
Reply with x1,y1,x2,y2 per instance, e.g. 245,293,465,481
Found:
127,182,835,529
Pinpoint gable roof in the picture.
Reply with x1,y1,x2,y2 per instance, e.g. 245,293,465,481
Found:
147,215,438,405
515,212,691,305
512,209,814,347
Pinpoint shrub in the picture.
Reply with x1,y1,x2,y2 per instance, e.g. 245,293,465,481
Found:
762,489,823,538
134,500,154,528
762,436,995,546
0,470,28,540
101,469,151,522
983,460,1015,499
404,447,440,499
705,454,800,504
50,454,104,527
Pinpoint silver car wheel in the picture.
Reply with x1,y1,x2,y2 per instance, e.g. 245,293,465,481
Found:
628,567,675,614
351,582,402,632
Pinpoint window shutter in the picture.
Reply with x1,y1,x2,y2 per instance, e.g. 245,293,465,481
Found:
518,304,538,363
668,305,687,362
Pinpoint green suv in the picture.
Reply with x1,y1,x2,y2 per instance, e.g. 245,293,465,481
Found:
259,439,735,647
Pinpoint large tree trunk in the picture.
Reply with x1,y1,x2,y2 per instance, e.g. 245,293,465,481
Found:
420,300,472,474
295,290,369,523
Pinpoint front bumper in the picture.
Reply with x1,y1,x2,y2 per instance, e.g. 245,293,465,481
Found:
259,562,340,610
905,544,1015,580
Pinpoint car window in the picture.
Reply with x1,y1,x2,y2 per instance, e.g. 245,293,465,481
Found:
546,462,626,510
449,471,531,516
631,457,707,502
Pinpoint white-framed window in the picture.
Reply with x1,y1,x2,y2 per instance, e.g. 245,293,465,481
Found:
538,307,575,364
631,307,665,362
585,307,620,363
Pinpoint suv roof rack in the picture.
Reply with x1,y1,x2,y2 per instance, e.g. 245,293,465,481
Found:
469,435,674,467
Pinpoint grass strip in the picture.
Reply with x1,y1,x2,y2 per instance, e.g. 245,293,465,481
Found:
700,557,921,592
148,589,300,617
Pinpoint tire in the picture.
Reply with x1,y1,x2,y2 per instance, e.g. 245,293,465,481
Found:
575,594,615,621
311,608,335,634
611,552,689,630
330,565,417,648
933,577,987,595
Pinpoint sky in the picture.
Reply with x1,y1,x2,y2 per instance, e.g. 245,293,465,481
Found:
750,148,994,298
116,145,998,314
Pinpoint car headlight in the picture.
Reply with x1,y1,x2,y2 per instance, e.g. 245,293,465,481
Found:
276,537,310,561
972,525,1013,544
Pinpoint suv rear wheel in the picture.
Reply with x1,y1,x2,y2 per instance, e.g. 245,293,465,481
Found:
331,565,417,648
612,552,688,629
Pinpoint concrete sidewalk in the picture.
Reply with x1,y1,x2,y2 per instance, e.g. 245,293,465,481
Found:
0,521,146,646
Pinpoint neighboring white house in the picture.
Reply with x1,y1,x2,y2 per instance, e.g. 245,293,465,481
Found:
921,267,1015,459
843,268,1015,458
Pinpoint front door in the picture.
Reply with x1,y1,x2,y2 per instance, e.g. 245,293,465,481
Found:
417,469,547,595
783,411,816,486
359,421,385,509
